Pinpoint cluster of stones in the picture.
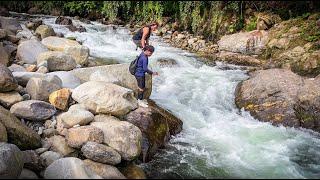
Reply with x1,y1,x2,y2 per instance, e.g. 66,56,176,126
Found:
0,13,183,179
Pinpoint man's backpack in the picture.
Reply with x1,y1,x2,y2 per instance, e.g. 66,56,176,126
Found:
129,55,139,75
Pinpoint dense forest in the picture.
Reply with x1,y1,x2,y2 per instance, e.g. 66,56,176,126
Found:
1,1,319,41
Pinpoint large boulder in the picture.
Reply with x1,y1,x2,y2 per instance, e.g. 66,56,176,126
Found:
81,142,121,165
17,39,48,64
89,70,120,85
218,30,268,55
125,99,183,162
59,104,94,128
0,106,41,150
90,120,142,161
26,75,62,101
72,81,138,116
235,69,320,132
0,64,18,92
47,135,76,157
0,91,23,108
0,44,9,66
37,51,77,71
0,16,22,33
64,45,89,66
0,122,7,142
49,88,71,111
83,159,126,179
44,157,102,179
41,36,80,51
47,71,81,89
35,25,56,39
66,126,104,148
10,100,56,121
70,64,152,98
0,143,24,178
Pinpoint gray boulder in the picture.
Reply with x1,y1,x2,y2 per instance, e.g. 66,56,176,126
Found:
16,39,48,64
0,142,24,178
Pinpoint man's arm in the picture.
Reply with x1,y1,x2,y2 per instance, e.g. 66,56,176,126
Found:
142,57,153,75
141,27,149,48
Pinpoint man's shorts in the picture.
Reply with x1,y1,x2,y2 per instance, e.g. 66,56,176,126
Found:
133,39,142,48
135,76,145,89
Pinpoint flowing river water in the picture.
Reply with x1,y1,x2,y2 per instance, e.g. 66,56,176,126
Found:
23,15,320,179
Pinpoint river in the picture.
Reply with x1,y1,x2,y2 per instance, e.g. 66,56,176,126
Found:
35,16,320,179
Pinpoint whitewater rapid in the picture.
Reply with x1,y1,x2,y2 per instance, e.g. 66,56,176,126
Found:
40,17,320,179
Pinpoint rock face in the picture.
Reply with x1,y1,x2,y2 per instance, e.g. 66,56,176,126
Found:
81,142,121,165
235,69,320,132
0,16,22,33
49,88,71,110
10,100,56,121
66,126,104,148
44,157,102,179
59,104,94,128
16,39,48,64
218,30,268,55
0,143,24,178
37,51,77,71
72,81,138,116
0,91,23,108
26,76,62,101
91,120,142,161
125,100,183,162
35,25,56,39
83,159,126,179
0,122,7,142
0,64,18,92
47,71,81,89
71,64,152,98
0,106,41,150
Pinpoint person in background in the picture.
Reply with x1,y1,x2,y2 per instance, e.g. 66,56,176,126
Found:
134,45,158,107
132,22,159,50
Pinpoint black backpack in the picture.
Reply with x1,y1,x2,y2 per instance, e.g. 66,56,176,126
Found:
129,55,139,75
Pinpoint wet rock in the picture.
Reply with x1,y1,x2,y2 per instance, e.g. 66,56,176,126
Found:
217,51,261,66
120,163,146,179
90,120,142,161
0,106,41,150
70,64,152,98
156,58,178,68
10,100,56,121
81,142,121,165
16,39,48,64
83,159,126,179
72,81,138,116
55,16,73,25
66,126,104,148
44,157,102,179
0,91,23,108
0,142,24,178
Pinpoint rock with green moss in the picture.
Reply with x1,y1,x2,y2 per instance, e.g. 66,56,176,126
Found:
0,106,41,150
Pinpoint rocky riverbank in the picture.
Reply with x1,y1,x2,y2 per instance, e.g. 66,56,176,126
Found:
0,14,183,179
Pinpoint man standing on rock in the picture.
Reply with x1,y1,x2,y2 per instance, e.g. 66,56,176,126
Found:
135,45,158,107
132,22,159,50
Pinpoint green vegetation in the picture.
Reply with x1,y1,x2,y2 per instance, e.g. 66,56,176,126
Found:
1,1,319,41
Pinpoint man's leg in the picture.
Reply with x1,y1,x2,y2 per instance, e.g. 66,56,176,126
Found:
135,76,146,100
